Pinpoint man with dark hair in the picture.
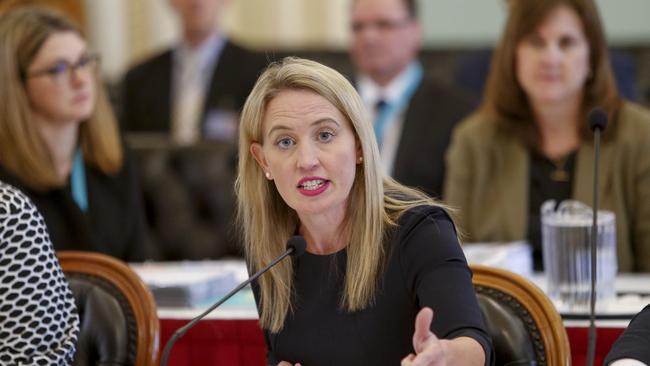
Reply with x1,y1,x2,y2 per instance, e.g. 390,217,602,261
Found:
122,0,266,145
350,0,474,198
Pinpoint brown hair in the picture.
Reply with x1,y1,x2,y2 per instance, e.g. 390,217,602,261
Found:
0,6,122,190
482,0,621,145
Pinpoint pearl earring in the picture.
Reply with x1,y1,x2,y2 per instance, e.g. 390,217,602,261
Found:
357,156,363,164
265,172,272,179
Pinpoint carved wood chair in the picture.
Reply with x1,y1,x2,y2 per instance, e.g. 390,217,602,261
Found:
471,264,571,366
58,251,160,366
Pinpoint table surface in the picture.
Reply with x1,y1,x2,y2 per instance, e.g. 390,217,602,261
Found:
141,261,650,366
136,260,650,323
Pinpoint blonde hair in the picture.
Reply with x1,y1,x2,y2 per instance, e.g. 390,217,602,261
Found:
237,57,439,332
0,6,122,190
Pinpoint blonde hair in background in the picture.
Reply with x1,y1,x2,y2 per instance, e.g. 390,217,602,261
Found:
237,57,439,332
0,6,122,191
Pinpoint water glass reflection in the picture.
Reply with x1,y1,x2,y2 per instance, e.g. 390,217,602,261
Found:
541,200,617,311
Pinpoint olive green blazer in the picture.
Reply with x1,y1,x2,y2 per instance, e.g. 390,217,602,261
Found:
444,102,650,272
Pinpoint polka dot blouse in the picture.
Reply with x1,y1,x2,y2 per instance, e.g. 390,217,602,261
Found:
0,182,79,365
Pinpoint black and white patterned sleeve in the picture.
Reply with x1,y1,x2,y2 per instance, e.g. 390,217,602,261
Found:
0,182,80,366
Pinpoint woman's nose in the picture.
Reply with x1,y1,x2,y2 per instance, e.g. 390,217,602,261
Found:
295,142,319,170
69,67,92,87
540,43,562,65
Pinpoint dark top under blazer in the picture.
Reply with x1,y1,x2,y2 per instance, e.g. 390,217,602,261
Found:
390,77,475,198
0,152,156,262
604,304,650,364
252,205,493,366
121,39,266,134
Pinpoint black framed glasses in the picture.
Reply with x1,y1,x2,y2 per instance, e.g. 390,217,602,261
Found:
26,52,100,82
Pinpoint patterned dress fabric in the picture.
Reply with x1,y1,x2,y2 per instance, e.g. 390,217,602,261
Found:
0,182,79,365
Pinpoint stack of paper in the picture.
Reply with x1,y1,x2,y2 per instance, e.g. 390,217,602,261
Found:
462,241,533,278
130,260,248,308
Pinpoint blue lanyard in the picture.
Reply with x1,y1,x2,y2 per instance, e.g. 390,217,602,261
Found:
71,147,88,212
373,63,423,147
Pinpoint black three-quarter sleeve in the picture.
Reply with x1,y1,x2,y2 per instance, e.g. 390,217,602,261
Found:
397,206,493,364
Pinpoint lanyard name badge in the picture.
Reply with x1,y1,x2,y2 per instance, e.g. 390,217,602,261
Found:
373,63,423,148
71,146,88,212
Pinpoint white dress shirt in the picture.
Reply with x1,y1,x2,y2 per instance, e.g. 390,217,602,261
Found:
357,62,419,176
171,33,225,145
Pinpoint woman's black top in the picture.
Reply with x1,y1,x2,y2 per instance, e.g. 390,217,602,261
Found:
0,153,157,261
253,205,493,366
527,150,577,270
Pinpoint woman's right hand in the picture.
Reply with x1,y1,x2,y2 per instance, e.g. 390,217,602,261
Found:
278,361,301,366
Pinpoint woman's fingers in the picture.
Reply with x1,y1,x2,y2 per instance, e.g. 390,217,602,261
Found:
278,361,299,366
413,307,435,353
404,307,446,365
401,353,416,365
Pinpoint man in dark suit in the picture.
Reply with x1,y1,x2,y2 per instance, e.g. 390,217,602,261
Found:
350,0,474,198
121,0,266,260
121,0,266,144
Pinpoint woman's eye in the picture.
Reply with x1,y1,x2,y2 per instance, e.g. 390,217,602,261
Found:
47,62,69,76
559,36,576,49
277,137,294,149
318,131,334,142
525,35,544,48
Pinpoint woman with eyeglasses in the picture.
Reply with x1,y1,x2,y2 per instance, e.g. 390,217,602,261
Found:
0,6,157,261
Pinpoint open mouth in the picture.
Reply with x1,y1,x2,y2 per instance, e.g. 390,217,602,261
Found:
298,179,329,191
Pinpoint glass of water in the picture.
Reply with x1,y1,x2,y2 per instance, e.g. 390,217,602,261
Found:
541,200,617,312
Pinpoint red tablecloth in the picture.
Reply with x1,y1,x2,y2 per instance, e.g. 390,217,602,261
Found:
160,319,266,365
159,318,626,365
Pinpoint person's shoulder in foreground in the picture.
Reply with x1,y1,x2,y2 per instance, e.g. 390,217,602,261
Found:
605,304,650,365
0,181,79,365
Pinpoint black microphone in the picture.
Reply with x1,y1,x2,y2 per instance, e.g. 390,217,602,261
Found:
160,236,307,366
588,106,608,132
586,107,607,366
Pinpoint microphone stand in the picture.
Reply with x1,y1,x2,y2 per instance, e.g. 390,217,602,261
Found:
160,245,298,366
586,117,604,366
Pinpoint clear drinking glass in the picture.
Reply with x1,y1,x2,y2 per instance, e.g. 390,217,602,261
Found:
541,200,617,311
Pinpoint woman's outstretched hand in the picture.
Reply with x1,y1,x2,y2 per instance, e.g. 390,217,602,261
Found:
402,307,486,366
401,307,446,366
278,361,301,366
